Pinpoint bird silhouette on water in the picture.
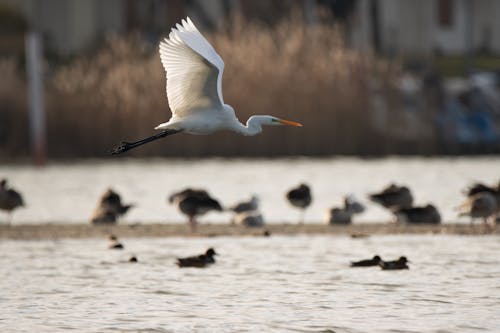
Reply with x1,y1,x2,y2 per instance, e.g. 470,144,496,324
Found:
176,248,217,268
0,179,24,224
379,256,409,270
169,188,222,232
286,183,312,223
108,234,124,249
350,255,382,267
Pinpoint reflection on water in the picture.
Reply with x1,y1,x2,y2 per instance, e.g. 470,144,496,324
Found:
1,235,499,332
0,157,499,224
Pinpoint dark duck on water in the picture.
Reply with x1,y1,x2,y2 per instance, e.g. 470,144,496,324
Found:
176,248,218,268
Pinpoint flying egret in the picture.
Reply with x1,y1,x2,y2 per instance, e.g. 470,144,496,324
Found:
112,17,302,154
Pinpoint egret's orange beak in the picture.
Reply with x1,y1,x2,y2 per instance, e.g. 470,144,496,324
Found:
278,119,303,127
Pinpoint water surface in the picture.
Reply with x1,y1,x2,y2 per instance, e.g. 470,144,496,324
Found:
1,234,499,332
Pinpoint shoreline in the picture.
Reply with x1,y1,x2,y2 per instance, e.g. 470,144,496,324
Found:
0,223,497,240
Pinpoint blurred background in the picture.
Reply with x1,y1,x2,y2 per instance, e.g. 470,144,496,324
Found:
1,0,500,161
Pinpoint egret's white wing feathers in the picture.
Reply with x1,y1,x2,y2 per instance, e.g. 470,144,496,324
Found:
159,17,225,117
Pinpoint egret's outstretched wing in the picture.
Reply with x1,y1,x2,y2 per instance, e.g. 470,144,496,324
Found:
159,17,225,117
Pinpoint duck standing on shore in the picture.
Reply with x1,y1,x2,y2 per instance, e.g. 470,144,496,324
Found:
229,195,259,214
233,210,265,227
176,248,217,268
286,183,312,223
327,195,365,225
0,179,24,224
229,195,261,226
458,192,497,227
394,204,441,224
369,184,413,210
463,181,500,223
90,189,134,225
169,188,223,232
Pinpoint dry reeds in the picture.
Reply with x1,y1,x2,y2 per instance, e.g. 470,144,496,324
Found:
1,16,404,158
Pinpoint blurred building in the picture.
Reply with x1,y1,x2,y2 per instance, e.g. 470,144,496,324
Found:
0,0,231,56
350,0,500,55
2,0,500,57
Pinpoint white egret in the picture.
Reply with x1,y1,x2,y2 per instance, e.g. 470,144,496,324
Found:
112,17,302,154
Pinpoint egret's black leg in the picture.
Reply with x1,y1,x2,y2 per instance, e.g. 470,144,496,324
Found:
111,129,183,155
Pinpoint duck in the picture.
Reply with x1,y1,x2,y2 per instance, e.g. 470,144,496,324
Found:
458,192,497,226
464,181,500,200
369,183,413,210
327,195,365,225
90,188,134,225
379,256,409,270
344,195,365,214
464,181,500,214
229,195,259,214
176,248,217,268
327,207,352,225
394,204,441,224
0,178,25,224
168,188,223,232
286,183,312,223
108,234,124,249
350,255,382,267
233,210,264,227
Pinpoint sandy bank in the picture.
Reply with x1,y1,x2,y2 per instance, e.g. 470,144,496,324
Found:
0,223,497,240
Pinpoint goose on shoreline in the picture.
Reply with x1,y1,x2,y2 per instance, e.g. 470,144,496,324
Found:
0,179,24,224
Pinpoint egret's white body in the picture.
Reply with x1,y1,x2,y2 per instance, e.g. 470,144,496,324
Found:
112,17,301,154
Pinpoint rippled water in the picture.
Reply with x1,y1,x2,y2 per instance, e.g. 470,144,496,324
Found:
1,234,499,332
1,157,499,224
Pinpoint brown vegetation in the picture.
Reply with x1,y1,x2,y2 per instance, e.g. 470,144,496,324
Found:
1,17,404,158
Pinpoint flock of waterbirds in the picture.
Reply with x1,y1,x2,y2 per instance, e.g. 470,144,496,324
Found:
86,180,498,228
1,178,499,228
2,177,500,269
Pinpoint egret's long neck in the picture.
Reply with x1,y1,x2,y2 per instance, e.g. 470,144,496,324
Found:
233,116,266,136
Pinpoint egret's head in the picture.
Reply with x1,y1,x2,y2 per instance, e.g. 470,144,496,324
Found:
269,117,303,127
243,115,302,136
